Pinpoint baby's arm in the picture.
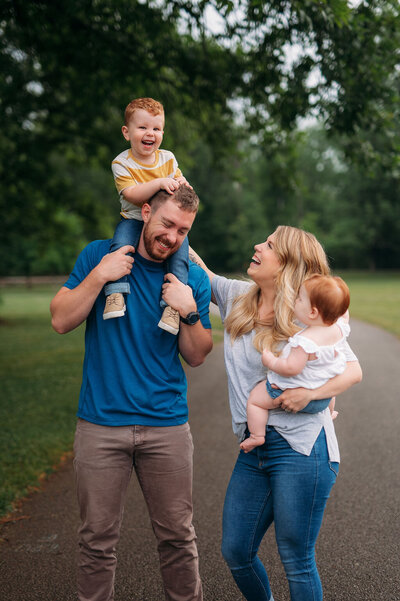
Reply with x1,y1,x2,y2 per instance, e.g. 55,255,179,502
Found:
262,345,309,377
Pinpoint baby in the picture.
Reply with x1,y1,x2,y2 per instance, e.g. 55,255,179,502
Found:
240,274,355,453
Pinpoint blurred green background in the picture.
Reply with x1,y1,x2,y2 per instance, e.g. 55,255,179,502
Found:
1,0,400,276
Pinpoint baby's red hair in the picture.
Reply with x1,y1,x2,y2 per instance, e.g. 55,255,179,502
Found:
303,275,350,325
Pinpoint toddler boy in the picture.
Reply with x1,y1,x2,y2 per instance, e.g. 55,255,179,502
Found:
104,97,190,335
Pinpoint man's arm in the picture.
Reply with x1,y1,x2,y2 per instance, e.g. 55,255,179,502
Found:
50,245,134,334
179,320,213,367
161,273,213,367
278,361,363,412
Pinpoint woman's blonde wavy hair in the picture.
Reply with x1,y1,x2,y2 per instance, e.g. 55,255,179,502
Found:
224,225,330,353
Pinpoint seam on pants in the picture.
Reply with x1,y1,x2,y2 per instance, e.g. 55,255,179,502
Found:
304,445,318,601
234,475,272,598
328,461,339,477
247,480,271,564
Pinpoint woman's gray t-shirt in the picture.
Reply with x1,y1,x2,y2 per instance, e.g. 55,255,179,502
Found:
212,276,357,462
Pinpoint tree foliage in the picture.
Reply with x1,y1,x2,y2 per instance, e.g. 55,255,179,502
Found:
0,0,399,275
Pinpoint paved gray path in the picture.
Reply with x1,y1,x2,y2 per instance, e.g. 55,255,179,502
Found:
1,320,399,600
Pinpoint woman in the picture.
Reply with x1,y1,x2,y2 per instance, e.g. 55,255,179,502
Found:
189,226,362,601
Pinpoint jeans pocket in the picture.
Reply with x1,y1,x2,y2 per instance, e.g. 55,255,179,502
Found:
328,461,339,477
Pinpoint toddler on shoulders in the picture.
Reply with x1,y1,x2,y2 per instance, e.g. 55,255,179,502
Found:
104,97,191,336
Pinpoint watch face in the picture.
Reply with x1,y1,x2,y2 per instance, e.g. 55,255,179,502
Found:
182,311,200,325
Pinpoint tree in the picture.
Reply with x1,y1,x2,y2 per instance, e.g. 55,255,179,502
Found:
0,0,242,275
0,0,399,274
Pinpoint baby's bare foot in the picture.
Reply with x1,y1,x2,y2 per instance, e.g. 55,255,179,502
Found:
240,434,265,453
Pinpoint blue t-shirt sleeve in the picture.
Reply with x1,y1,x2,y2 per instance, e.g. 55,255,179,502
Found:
64,241,109,290
189,263,212,329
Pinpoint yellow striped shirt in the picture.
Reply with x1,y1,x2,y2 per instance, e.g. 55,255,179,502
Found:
111,148,182,219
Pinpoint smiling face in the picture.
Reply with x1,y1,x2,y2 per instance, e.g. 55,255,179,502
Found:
139,198,195,262
122,108,164,164
247,233,282,285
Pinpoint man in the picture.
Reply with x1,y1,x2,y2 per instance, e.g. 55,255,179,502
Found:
50,185,213,601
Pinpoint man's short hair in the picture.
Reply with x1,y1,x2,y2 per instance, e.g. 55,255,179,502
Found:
149,186,199,214
124,98,164,126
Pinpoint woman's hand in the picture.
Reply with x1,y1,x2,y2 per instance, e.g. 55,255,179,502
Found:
279,361,362,413
278,387,313,413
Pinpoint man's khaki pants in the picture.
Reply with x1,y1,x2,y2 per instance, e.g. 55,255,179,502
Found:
73,419,203,601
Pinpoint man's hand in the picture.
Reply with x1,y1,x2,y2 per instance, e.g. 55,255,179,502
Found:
162,273,213,367
161,273,197,316
96,245,135,284
278,386,313,413
51,245,134,335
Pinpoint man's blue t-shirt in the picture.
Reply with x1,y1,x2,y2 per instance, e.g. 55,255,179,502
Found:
64,240,212,427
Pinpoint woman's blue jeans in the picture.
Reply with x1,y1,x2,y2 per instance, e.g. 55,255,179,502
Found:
105,218,189,308
221,427,338,601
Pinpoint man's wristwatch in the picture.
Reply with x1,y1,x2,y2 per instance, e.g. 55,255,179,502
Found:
180,311,200,325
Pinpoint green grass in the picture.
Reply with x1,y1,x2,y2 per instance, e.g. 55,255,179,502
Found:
0,273,398,517
338,271,400,338
209,313,224,342
0,285,85,516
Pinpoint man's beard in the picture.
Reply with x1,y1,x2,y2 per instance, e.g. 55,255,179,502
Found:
143,225,176,261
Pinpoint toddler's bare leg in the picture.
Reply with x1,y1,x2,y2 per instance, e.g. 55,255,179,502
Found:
240,381,274,453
